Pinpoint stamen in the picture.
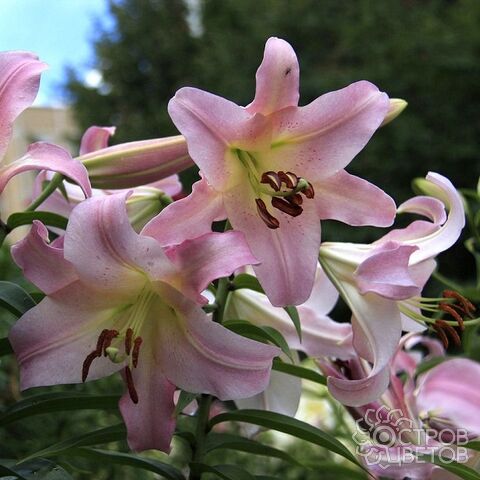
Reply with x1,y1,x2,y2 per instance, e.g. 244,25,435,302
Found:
439,304,465,330
278,171,299,189
132,337,143,368
288,193,303,206
443,290,476,318
271,197,303,217
82,350,100,382
436,320,461,348
432,322,449,349
301,181,315,199
124,366,139,404
95,329,109,354
125,328,134,355
102,330,119,356
260,171,281,191
255,198,280,229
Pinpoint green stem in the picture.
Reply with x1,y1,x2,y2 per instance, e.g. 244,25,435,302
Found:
25,173,64,211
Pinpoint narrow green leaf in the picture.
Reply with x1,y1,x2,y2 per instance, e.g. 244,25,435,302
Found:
272,358,327,386
209,409,360,467
232,274,264,294
205,433,301,466
0,459,72,480
7,211,68,231
66,448,185,480
0,281,36,318
0,337,13,356
20,424,126,462
283,306,302,341
465,441,480,451
0,461,29,480
418,454,480,480
223,320,291,359
190,463,254,480
0,392,119,426
174,390,197,416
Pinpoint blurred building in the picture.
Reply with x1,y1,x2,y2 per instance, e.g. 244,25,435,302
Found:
0,107,77,234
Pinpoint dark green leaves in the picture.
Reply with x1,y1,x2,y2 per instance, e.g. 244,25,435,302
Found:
272,358,327,386
232,274,264,294
209,409,360,467
283,306,301,341
0,337,13,356
6,211,68,231
0,281,35,318
190,463,254,480
0,392,120,426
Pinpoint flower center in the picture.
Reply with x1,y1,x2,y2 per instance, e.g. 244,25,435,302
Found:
235,149,314,229
81,285,156,403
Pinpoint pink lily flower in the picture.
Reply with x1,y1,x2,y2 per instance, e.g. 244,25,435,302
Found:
0,51,91,197
76,125,193,189
143,37,396,307
318,172,465,406
9,192,279,452
326,336,480,479
225,264,355,419
32,126,183,230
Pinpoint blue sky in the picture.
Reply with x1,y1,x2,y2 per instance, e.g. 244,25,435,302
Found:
0,0,112,106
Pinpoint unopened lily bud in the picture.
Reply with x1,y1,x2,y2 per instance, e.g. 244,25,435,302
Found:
78,135,193,189
126,186,171,231
380,98,408,127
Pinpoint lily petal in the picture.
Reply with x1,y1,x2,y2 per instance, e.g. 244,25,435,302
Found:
168,87,271,189
9,282,125,390
355,242,420,300
79,126,116,155
0,142,92,196
165,231,258,304
0,51,47,160
153,283,279,400
119,349,176,453
415,358,480,436
142,177,226,246
269,81,389,181
64,192,173,294
314,170,396,227
224,183,320,307
246,37,300,116
11,221,77,294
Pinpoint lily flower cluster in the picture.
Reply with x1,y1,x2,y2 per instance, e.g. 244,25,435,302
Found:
0,37,477,478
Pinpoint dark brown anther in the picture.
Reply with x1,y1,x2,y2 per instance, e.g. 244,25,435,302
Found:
124,366,138,404
261,171,281,192
432,322,449,349
288,193,303,206
255,198,280,229
125,328,134,355
82,350,100,382
95,329,109,355
439,303,465,330
436,320,461,348
443,290,476,318
278,171,298,189
271,197,303,217
132,337,143,368
102,329,119,356
301,181,315,199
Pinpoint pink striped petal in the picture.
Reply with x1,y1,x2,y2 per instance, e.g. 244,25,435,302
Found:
119,353,176,453
224,183,320,307
168,87,271,189
0,51,47,160
165,231,257,304
246,37,299,116
416,358,480,436
64,192,173,294
79,125,116,155
9,282,125,390
11,221,77,294
142,177,226,246
314,170,396,227
268,81,389,181
355,242,420,300
0,142,92,196
153,283,279,400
